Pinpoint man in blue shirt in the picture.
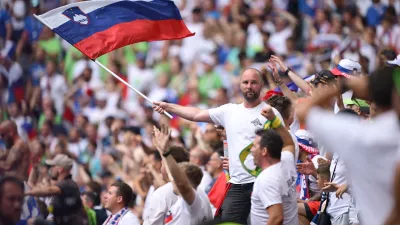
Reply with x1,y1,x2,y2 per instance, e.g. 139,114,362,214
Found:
366,0,387,27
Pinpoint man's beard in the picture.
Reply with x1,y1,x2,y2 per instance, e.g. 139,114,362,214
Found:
242,90,260,103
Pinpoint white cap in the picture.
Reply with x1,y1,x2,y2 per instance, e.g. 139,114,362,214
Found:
13,0,26,18
387,54,400,67
331,59,362,77
295,129,314,142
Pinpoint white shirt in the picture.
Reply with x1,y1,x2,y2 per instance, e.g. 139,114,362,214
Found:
40,74,68,114
198,166,213,191
164,188,213,225
143,183,178,225
307,108,400,225
327,154,351,219
209,102,284,184
250,151,298,225
103,210,140,225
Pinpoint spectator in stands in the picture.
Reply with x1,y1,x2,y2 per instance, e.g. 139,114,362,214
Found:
26,154,88,225
103,181,140,225
0,176,24,225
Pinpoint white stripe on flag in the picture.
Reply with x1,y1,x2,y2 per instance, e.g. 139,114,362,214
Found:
37,0,153,29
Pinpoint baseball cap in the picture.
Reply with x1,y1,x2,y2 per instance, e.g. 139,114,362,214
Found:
310,70,336,85
331,59,362,78
387,54,400,67
295,130,319,155
45,154,73,168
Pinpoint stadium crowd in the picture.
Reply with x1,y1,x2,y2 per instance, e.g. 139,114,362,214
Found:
1,0,400,225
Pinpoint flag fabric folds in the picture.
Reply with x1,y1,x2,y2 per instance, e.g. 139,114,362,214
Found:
36,0,194,59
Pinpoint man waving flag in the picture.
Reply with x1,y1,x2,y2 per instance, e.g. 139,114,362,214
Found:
35,0,194,60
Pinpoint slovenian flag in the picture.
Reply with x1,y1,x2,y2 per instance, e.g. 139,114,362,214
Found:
35,0,194,59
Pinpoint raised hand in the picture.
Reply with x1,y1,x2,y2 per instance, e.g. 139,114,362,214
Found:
270,55,287,72
296,157,316,175
221,157,229,171
267,61,281,83
261,105,275,121
152,125,171,154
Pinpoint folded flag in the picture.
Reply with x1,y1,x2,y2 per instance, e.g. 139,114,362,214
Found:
36,0,194,59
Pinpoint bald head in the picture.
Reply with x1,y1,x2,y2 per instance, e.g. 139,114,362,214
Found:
240,68,264,103
240,68,263,84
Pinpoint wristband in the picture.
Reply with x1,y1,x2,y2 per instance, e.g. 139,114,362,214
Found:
271,116,283,129
284,67,292,76
162,151,171,157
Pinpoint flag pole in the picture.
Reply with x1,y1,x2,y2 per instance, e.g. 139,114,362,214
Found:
93,60,173,119
33,14,173,119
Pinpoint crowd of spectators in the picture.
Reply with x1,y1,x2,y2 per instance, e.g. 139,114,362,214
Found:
1,0,400,225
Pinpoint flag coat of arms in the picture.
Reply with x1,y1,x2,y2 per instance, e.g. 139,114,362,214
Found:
36,0,194,59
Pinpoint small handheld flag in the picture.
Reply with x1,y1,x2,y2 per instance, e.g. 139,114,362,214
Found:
34,0,195,119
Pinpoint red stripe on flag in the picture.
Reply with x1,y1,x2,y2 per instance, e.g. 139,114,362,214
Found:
74,19,195,59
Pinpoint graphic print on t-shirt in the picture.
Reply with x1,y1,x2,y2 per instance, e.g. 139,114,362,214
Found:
251,118,263,127
164,210,173,223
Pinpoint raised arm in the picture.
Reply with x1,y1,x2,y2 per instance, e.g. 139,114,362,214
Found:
25,185,61,197
153,102,212,123
268,61,298,103
261,105,295,156
153,125,196,205
270,55,312,95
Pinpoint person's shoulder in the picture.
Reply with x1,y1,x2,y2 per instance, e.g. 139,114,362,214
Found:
152,182,174,196
258,165,280,180
120,211,140,224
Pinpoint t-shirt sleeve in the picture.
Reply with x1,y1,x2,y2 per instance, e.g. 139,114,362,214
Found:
258,177,282,209
208,104,229,127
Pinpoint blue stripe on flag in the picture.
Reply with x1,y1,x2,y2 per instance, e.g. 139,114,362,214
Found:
53,0,183,45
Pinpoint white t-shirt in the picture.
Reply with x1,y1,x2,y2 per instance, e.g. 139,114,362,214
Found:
142,183,178,225
40,74,68,114
164,188,213,225
198,166,213,192
209,102,284,184
327,154,351,219
307,108,400,225
103,211,140,225
250,151,298,225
